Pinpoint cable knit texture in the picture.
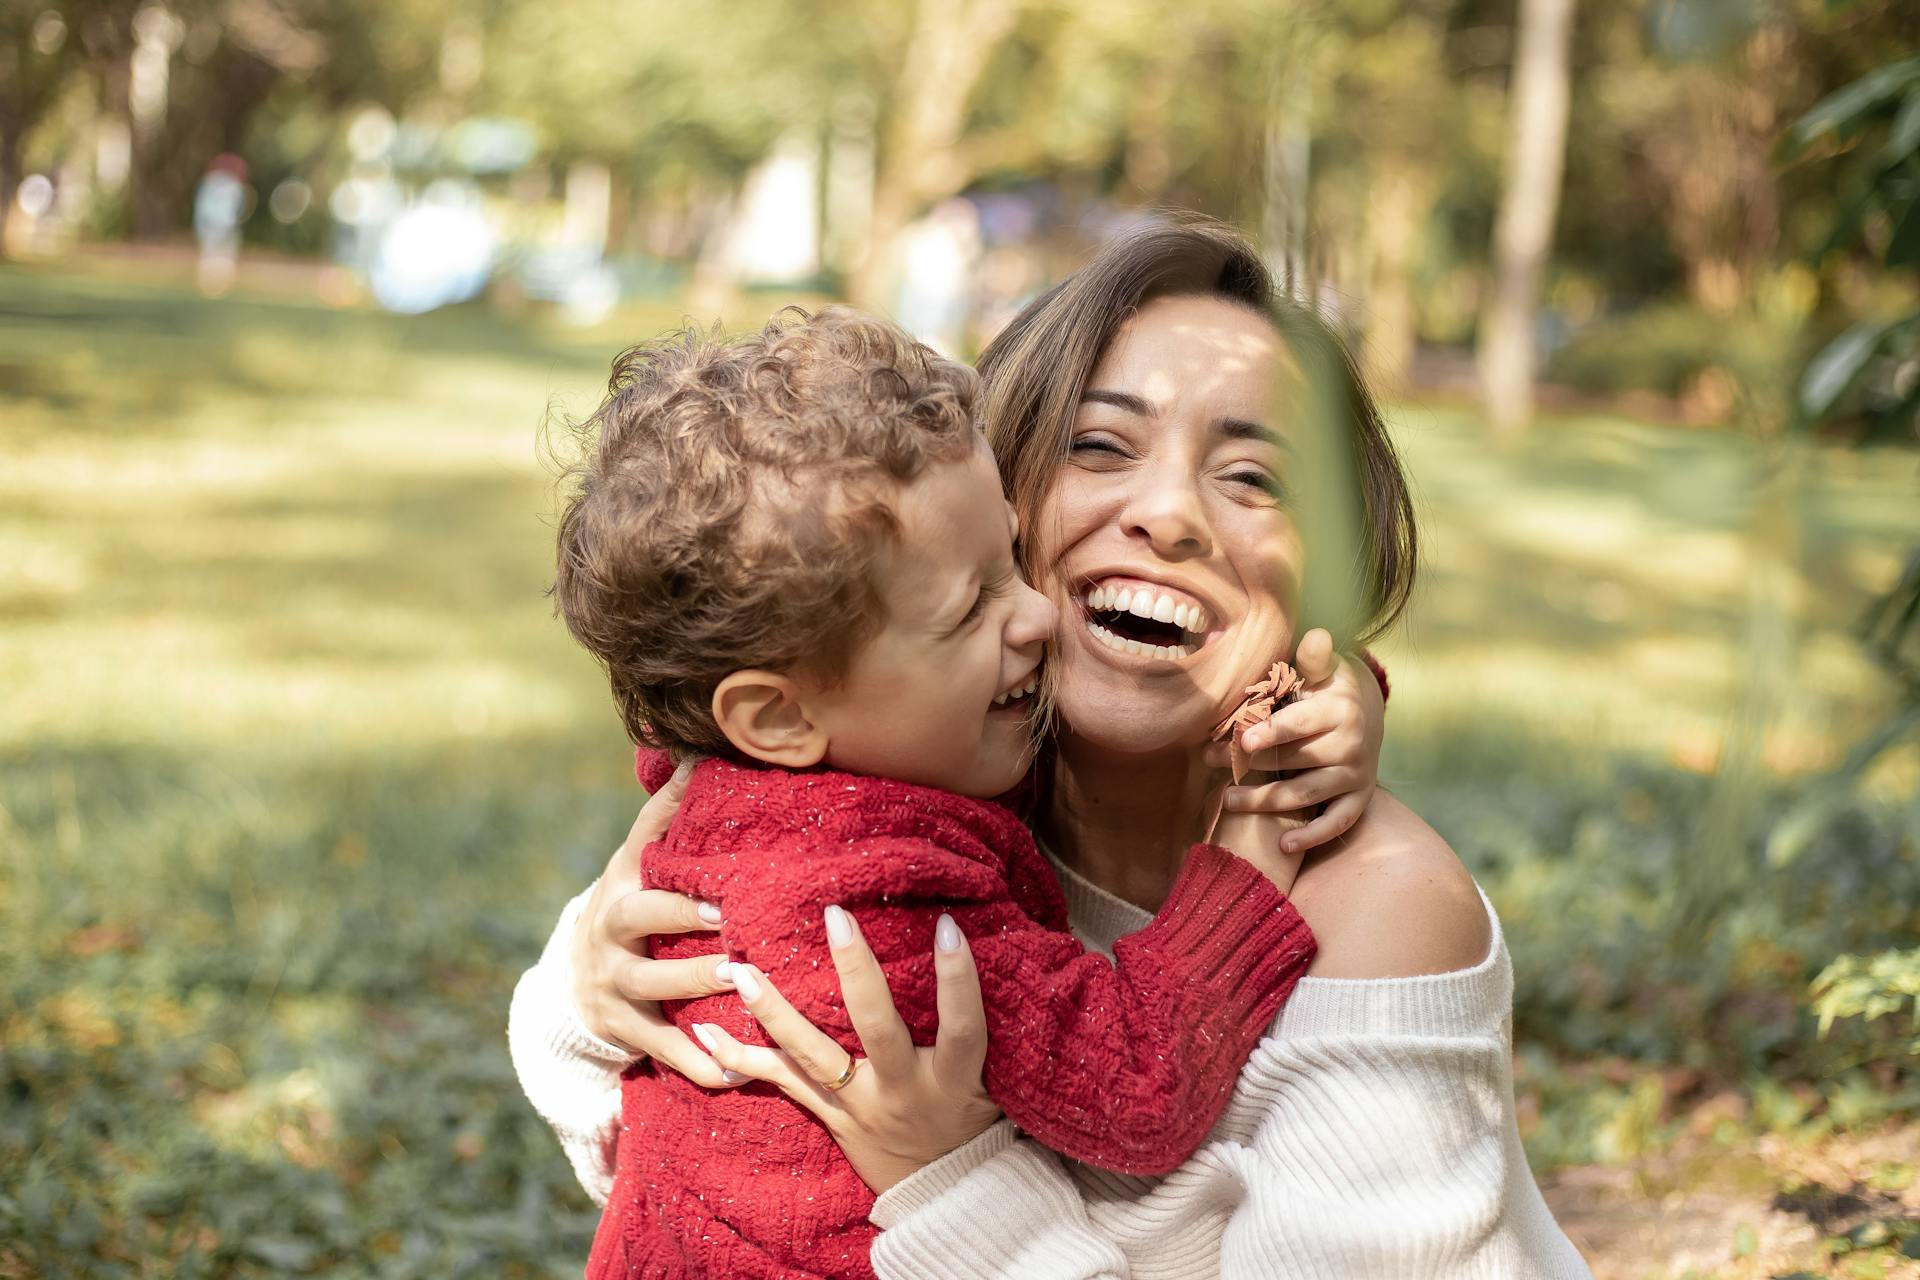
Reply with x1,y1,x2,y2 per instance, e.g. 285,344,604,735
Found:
587,750,1315,1280
865,856,1593,1280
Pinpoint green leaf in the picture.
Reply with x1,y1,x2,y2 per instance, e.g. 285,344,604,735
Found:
1887,200,1920,268
1798,319,1893,420
1887,92,1920,163
1786,57,1920,154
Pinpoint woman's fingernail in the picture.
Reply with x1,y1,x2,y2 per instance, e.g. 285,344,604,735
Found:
696,901,723,926
691,1023,720,1053
1281,835,1298,853
713,960,733,985
824,904,852,947
935,913,962,953
732,966,762,1001
672,758,695,783
721,1069,745,1084
1224,790,1247,812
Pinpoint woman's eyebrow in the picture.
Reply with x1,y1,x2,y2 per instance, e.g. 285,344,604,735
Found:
1216,416,1285,446
1080,388,1155,416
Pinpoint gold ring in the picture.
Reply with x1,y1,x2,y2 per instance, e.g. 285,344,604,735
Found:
822,1056,858,1092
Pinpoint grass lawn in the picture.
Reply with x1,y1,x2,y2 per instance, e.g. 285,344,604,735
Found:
2,260,1916,1278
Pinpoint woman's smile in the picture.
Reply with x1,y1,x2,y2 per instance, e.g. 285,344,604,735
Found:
1069,572,1222,663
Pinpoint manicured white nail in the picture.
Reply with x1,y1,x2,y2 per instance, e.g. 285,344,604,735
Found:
721,1069,745,1084
691,1023,720,1053
713,960,733,985
936,913,962,953
732,966,762,1001
671,758,695,783
696,901,722,926
825,904,852,947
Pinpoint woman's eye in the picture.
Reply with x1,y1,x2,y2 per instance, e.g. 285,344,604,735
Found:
1069,437,1125,457
1228,470,1285,498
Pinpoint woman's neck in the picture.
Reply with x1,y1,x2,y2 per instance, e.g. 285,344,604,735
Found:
1039,734,1215,913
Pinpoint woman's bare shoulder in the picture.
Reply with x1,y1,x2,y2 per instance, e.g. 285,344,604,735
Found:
1286,790,1492,980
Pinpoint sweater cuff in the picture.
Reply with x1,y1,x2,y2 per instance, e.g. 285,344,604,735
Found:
1124,842,1316,1027
870,1119,1019,1230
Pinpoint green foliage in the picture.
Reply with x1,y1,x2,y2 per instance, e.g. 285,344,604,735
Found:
1784,51,1920,438
1812,948,1920,1051
1545,299,1807,420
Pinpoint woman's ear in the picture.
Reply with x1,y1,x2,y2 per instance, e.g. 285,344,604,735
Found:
711,671,829,769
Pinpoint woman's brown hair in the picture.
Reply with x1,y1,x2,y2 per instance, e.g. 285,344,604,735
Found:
975,214,1418,646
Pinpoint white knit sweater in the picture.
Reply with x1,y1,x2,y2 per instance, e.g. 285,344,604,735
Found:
508,861,1593,1279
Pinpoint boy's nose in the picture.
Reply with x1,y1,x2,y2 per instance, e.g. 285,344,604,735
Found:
1009,582,1059,647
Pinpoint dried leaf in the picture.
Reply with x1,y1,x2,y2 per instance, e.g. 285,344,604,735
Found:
1210,659,1304,783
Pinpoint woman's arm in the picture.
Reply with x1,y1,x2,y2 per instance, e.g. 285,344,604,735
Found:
507,886,636,1205
870,804,1588,1280
507,766,739,1202
869,1123,1128,1280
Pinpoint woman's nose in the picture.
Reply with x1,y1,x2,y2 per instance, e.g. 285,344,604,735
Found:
1123,466,1212,560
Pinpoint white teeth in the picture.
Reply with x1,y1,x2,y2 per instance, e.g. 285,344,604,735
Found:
1172,603,1189,630
1112,587,1133,613
1086,586,1105,611
1151,595,1177,624
1126,593,1155,621
993,693,1007,705
1023,677,1036,694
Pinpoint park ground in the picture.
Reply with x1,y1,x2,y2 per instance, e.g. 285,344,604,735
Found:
2,258,1917,1278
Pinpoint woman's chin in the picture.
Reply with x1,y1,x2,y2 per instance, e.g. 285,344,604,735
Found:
1052,684,1213,758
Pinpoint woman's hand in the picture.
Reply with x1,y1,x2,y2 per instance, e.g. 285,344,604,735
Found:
569,759,742,1089
1205,628,1385,855
690,909,1003,1193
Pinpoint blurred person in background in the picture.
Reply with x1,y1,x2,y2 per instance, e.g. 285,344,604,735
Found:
192,153,249,297
511,217,1592,1278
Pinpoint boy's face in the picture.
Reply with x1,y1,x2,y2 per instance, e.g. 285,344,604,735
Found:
804,437,1058,798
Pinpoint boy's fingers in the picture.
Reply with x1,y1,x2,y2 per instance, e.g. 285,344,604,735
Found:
1242,697,1341,753
1294,628,1337,685
931,917,989,1093
1224,768,1352,816
605,888,721,944
1278,791,1369,855
733,965,860,1093
823,908,915,1081
614,952,737,1003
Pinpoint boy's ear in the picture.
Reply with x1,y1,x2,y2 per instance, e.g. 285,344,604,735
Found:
711,671,829,769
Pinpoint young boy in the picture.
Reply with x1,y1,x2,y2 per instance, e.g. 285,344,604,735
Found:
554,308,1318,1280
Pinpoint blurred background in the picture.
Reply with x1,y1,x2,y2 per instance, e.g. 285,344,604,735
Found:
2,0,1918,1276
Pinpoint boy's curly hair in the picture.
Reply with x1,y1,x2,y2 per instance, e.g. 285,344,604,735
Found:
554,306,981,760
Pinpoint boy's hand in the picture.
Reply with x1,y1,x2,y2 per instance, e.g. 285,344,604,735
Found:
1209,803,1310,894
1201,628,1385,855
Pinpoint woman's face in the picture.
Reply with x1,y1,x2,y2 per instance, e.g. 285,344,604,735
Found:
1030,293,1304,755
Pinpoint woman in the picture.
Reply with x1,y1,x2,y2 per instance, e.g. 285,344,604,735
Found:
511,217,1591,1277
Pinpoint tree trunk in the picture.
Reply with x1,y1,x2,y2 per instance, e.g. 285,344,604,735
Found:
0,118,21,259
1365,166,1430,395
1478,0,1577,437
846,0,1021,309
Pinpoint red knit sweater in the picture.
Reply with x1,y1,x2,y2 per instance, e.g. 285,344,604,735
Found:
586,750,1317,1280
